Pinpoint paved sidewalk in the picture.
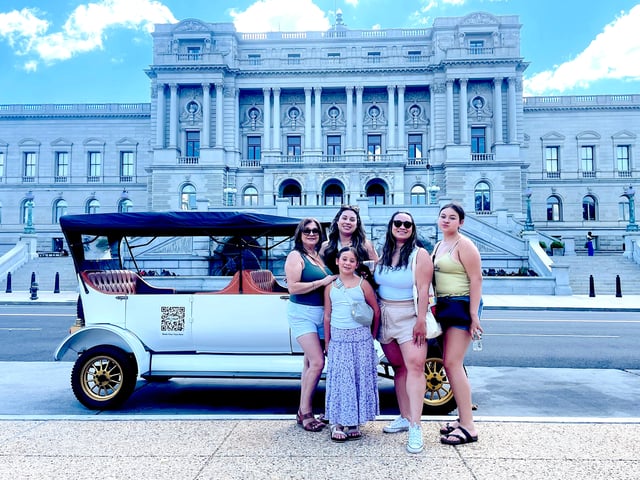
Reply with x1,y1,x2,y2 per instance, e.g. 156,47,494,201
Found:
0,417,638,479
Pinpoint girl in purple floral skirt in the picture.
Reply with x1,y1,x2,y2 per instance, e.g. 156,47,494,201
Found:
323,247,380,442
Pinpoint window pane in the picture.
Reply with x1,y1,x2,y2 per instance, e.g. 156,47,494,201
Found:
408,134,422,159
88,152,101,177
120,152,134,177
471,128,485,153
410,185,426,205
581,146,594,172
248,136,261,160
617,145,630,172
186,131,200,157
327,135,341,156
582,196,596,221
24,152,37,177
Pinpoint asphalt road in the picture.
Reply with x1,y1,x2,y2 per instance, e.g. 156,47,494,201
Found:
1,305,640,418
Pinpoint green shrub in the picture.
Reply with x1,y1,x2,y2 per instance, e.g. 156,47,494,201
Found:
539,241,547,249
550,240,564,249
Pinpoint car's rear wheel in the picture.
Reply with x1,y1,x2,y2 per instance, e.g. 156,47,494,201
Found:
423,356,458,415
71,346,137,410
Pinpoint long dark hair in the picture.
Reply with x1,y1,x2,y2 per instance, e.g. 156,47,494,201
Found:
293,218,324,254
322,205,370,273
439,202,466,223
377,211,417,271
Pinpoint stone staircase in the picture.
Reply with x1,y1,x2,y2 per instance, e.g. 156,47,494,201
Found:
553,253,640,296
0,255,78,293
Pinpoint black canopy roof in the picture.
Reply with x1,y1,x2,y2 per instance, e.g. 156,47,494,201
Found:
60,211,309,238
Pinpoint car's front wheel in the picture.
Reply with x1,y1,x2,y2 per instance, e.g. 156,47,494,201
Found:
423,356,458,415
71,346,137,410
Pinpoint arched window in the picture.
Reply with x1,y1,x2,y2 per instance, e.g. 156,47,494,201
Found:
410,185,427,205
180,184,196,211
280,180,302,205
546,195,562,221
323,182,344,206
86,199,100,214
243,186,259,206
119,198,133,213
53,199,68,223
582,195,596,221
474,181,491,213
366,183,386,205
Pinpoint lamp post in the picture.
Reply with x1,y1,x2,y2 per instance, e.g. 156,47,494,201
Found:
524,187,535,231
24,191,35,234
624,185,638,232
426,163,440,205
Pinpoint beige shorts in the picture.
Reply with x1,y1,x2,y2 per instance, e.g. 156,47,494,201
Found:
378,299,424,345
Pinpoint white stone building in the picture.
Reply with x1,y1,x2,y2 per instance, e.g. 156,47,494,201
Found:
0,11,638,254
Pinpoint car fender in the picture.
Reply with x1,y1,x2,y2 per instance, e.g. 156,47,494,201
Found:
53,325,150,376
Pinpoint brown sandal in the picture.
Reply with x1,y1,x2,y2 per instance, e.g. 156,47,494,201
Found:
296,411,325,432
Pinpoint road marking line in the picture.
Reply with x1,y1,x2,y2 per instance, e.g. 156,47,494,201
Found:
488,333,618,338
0,327,42,331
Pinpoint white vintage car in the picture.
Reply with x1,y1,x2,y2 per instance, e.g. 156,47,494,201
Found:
54,211,457,414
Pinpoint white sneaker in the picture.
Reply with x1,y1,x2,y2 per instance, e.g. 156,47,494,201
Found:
382,416,410,433
406,423,424,454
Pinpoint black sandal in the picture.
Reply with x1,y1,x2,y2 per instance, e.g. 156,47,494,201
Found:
440,426,478,445
439,418,460,435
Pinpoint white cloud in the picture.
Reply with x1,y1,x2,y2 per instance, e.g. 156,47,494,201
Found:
230,0,331,32
344,0,359,5
524,5,640,95
0,0,177,69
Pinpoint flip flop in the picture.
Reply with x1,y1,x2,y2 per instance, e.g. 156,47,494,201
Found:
439,418,460,435
440,426,478,445
345,426,362,441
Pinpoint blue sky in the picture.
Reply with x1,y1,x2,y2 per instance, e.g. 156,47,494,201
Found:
1,0,639,104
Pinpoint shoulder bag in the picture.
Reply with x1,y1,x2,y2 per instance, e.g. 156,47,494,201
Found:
334,278,374,327
411,249,443,339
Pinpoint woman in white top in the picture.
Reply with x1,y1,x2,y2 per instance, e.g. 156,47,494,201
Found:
373,211,433,454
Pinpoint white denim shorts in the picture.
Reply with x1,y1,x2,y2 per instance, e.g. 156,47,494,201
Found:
287,301,325,340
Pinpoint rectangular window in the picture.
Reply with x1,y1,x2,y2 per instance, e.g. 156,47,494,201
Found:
581,146,595,177
408,50,421,63
287,53,301,65
186,131,200,157
287,136,301,156
120,151,134,180
248,54,261,65
327,52,340,63
88,152,101,178
367,134,382,160
247,136,261,160
367,51,381,64
545,146,559,178
408,134,423,159
24,152,37,178
55,152,69,181
471,127,486,154
617,145,631,175
0,152,5,179
469,40,484,54
327,135,341,157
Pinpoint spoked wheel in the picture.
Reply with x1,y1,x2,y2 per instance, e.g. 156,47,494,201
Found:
423,356,458,415
71,346,137,410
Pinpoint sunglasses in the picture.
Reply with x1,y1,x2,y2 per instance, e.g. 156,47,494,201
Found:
393,220,413,229
302,228,320,235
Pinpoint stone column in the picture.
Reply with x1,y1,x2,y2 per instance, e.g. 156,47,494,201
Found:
169,84,178,149
202,83,211,148
345,86,353,150
387,85,395,149
304,87,312,150
508,77,517,143
156,83,165,148
397,85,405,149
215,82,224,148
235,88,240,151
314,87,322,150
459,78,468,144
355,86,364,150
429,85,436,149
273,87,281,152
446,80,454,144
263,87,271,151
493,77,503,144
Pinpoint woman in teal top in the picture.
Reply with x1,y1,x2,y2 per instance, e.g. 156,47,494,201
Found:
285,217,334,432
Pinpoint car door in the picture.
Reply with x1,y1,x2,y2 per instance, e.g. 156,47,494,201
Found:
124,293,194,352
191,292,291,353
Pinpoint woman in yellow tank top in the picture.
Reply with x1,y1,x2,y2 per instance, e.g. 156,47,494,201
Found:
433,203,483,446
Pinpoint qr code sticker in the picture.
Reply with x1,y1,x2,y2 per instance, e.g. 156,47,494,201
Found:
160,306,185,335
